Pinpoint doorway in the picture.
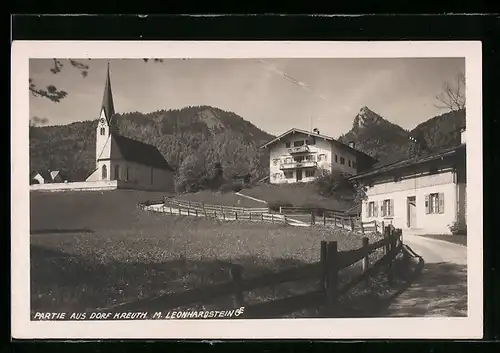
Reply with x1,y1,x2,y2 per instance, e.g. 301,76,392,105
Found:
407,196,416,228
296,169,303,182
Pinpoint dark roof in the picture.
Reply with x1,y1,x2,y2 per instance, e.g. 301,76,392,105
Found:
33,171,52,181
101,63,116,124
112,133,174,171
349,144,465,181
260,127,376,162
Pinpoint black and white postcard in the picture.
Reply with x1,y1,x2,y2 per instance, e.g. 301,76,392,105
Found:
11,41,483,339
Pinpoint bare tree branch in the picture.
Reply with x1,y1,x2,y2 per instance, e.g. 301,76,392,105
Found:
31,58,164,102
434,72,466,111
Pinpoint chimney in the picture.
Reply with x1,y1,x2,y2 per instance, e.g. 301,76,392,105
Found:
348,141,356,149
460,127,466,144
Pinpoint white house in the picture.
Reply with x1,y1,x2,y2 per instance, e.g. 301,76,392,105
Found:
349,128,466,235
31,170,64,185
85,64,174,192
260,128,376,184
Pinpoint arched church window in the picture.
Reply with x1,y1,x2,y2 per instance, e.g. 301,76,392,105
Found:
100,127,106,136
114,165,120,180
102,165,107,179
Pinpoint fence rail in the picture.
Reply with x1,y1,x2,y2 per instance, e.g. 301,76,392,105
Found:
98,226,404,317
165,197,270,213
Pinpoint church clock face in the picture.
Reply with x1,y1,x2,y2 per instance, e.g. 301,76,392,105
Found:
100,118,106,125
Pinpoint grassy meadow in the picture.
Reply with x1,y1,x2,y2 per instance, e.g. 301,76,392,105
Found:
240,183,354,211
174,190,265,208
30,190,382,316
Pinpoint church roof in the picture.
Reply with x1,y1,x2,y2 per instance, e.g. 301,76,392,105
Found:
111,133,174,171
101,63,116,124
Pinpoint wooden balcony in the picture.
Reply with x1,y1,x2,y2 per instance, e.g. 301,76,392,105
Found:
287,145,310,154
280,161,318,170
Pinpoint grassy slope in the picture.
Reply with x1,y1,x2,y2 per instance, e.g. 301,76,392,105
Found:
30,190,379,314
240,183,354,211
175,190,265,208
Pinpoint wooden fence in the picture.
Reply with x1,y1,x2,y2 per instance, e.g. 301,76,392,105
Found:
165,197,270,214
98,226,404,317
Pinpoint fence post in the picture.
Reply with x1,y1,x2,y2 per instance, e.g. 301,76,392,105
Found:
204,208,207,217
195,209,198,217
188,201,191,208
323,214,326,226
362,237,370,273
320,240,328,292
229,266,244,308
350,218,355,232
235,211,238,220
360,221,364,235
326,241,339,316
271,213,274,223
279,206,282,214
384,226,390,257
261,213,264,221
223,211,226,221
334,217,337,228
187,208,190,216
387,226,395,285
311,212,315,226
178,207,181,215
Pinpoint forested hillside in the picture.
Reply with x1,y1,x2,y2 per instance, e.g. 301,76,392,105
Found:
29,105,274,185
338,107,466,166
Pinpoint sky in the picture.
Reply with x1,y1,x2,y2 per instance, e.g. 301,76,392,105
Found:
29,57,465,138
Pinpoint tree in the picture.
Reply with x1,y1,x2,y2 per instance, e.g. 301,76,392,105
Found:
30,58,164,102
434,72,466,112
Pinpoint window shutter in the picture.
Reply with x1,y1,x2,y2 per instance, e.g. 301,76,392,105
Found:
390,199,395,216
438,193,445,214
365,202,369,218
374,202,378,217
380,201,385,217
425,194,430,214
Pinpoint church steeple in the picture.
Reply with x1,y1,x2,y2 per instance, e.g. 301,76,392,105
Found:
101,63,116,124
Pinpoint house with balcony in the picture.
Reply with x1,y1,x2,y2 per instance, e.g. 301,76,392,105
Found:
349,127,466,235
260,128,377,184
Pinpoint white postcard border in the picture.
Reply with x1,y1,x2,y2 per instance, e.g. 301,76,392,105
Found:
11,40,483,339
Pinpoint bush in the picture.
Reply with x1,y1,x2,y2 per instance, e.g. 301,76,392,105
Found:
219,183,233,193
231,182,243,192
449,221,467,235
268,200,294,212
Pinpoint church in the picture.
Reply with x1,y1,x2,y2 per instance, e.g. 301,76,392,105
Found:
85,64,174,191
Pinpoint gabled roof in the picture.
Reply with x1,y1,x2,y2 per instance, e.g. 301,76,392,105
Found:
101,63,116,124
32,171,51,181
349,144,465,181
260,127,375,161
111,133,174,171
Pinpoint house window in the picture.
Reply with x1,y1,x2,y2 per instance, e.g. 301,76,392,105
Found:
100,127,106,136
306,137,316,145
426,193,444,214
304,155,315,161
101,165,107,179
305,169,315,177
348,160,351,167
284,171,293,179
340,157,345,165
334,154,338,163
285,142,291,148
294,156,305,162
367,201,376,217
114,165,120,180
293,140,304,147
381,199,394,217
352,161,357,169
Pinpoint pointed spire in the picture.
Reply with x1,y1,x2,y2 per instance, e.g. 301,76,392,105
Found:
101,62,115,123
